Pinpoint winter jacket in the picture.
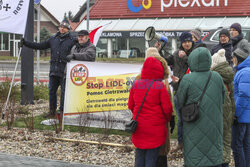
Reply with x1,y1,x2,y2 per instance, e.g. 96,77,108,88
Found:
24,32,76,77
135,55,172,155
211,62,235,164
165,45,194,92
231,34,250,53
68,40,96,61
211,41,233,65
177,47,225,167
234,56,250,123
128,57,173,149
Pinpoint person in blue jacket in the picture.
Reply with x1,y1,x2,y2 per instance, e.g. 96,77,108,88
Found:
231,48,250,167
22,19,76,118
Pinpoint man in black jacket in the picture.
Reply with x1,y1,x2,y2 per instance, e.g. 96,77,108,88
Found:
211,29,233,66
22,19,76,118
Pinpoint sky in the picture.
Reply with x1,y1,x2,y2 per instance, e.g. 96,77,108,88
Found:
41,0,86,22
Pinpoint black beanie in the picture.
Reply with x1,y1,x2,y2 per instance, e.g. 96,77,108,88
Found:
230,23,242,34
219,29,230,38
179,32,193,43
60,19,71,30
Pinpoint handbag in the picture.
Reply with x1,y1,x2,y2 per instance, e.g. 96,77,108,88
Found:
181,72,212,122
125,81,154,133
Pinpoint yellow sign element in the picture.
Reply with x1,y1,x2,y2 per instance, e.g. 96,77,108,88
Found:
64,73,138,115
142,0,152,9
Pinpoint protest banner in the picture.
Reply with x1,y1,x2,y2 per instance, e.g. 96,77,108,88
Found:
63,61,142,130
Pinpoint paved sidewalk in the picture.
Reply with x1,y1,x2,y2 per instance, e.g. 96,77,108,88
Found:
0,152,104,167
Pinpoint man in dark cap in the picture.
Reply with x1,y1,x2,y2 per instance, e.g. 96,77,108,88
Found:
231,48,250,167
230,23,250,53
21,19,76,118
211,29,233,65
66,30,96,62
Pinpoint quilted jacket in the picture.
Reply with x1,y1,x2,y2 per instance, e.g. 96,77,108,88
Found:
234,56,250,123
211,62,235,163
177,47,225,167
128,57,173,149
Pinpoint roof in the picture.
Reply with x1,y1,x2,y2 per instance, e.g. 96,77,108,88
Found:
88,0,250,19
75,16,250,32
37,4,60,26
71,0,96,22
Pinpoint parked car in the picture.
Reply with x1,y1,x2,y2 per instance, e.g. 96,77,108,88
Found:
202,27,250,50
96,47,107,58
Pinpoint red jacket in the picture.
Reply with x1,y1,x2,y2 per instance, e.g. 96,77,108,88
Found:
128,57,173,149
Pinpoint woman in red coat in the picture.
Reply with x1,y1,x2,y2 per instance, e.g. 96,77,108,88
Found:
128,56,173,167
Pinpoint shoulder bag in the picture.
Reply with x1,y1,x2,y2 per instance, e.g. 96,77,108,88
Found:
125,80,154,133
181,72,212,122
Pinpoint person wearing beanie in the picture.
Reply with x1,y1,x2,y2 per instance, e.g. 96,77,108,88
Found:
231,47,250,167
156,31,195,153
211,29,233,66
230,23,250,53
128,56,173,167
190,28,207,48
211,49,235,167
21,19,76,123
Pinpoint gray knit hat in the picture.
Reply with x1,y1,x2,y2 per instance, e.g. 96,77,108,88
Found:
233,48,249,60
190,28,203,41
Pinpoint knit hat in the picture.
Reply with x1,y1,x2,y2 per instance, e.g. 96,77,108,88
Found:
230,23,242,34
233,48,249,60
78,30,89,36
219,29,230,38
179,32,193,43
211,49,226,69
145,47,160,59
190,28,203,41
60,19,71,30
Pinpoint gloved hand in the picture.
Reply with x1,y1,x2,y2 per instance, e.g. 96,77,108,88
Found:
20,38,25,47
66,54,75,62
170,116,175,134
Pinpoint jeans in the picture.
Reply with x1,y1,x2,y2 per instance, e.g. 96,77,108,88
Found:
174,95,183,144
49,75,65,113
231,123,250,167
136,147,160,167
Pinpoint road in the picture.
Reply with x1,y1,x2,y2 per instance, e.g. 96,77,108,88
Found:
0,61,50,82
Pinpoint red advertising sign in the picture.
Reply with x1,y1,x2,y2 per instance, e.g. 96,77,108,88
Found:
90,0,250,19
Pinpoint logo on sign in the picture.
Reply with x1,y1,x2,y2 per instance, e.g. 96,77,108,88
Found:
70,64,89,86
127,0,152,13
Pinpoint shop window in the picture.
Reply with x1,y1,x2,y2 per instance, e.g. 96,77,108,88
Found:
129,38,145,58
2,34,9,50
96,38,108,58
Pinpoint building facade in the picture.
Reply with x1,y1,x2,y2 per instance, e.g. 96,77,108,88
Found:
74,0,250,58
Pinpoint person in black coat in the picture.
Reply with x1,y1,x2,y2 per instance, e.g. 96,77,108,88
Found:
22,19,76,118
211,29,233,66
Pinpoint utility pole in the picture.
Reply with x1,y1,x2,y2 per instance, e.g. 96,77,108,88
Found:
36,2,41,84
21,0,34,104
87,0,90,32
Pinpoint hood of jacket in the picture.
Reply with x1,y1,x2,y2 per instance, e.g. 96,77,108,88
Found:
236,56,250,71
141,56,165,80
211,62,234,84
188,47,212,72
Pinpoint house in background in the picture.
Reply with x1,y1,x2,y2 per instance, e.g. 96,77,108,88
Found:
0,4,60,57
